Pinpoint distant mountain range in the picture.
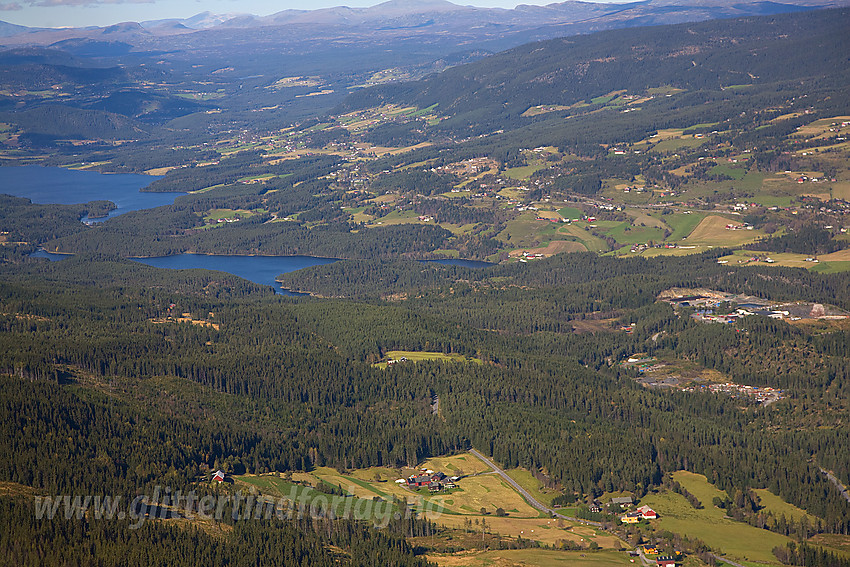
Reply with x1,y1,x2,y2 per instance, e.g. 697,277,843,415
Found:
2,0,849,46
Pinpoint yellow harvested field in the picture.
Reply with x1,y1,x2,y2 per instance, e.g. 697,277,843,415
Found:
820,249,850,261
150,315,219,330
509,240,586,257
522,104,573,117
683,215,763,246
144,166,180,176
429,549,633,567
421,453,493,476
828,181,850,200
429,515,616,547
432,475,540,517
792,116,850,138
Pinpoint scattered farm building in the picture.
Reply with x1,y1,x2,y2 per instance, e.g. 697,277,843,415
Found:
637,505,657,519
610,496,633,507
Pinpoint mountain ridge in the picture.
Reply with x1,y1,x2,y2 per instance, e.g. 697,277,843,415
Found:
2,0,848,46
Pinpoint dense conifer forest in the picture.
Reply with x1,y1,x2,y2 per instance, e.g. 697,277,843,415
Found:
2,5,850,564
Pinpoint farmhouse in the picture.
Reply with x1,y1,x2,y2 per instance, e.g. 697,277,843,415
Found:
610,496,633,507
656,555,677,567
212,470,226,483
637,504,658,519
407,470,452,491
621,511,642,523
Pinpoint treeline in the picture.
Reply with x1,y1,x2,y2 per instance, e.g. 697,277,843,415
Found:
774,542,850,567
745,226,848,255
0,499,432,567
43,216,454,259
278,251,850,310
0,195,91,245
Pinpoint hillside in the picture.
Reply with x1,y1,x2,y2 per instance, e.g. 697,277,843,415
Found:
341,8,850,135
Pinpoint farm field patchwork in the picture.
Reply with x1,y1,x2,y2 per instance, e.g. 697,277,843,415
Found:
640,472,792,564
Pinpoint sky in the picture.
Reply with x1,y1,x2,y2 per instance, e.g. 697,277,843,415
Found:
0,0,627,29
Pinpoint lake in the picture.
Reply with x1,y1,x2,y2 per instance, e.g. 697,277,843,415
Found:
1,165,181,222
132,254,339,295
31,251,494,294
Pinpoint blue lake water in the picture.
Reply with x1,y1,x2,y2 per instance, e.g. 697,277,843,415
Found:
0,165,181,222
132,254,339,295
31,251,494,294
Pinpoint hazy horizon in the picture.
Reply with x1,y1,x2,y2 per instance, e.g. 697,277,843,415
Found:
0,0,634,29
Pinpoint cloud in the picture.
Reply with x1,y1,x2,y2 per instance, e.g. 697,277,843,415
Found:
0,2,23,9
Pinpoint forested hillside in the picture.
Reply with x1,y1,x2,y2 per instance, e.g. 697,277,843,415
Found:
2,5,850,565
341,8,850,136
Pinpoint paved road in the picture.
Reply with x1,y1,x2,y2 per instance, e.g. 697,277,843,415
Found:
821,467,850,503
468,448,602,528
469,449,756,566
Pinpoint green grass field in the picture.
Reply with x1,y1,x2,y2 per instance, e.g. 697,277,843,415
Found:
811,261,850,274
557,206,584,220
505,469,559,508
558,224,609,252
504,163,546,180
640,472,792,564
710,164,747,180
499,216,555,247
754,489,820,525
604,223,666,245
665,212,706,240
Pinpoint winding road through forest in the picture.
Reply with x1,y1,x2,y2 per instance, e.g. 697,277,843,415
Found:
468,448,602,528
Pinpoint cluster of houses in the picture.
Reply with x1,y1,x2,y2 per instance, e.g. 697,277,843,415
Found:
400,470,459,493
590,496,659,523
724,222,754,230
519,251,546,261
630,242,683,253
621,505,659,523
682,382,783,405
